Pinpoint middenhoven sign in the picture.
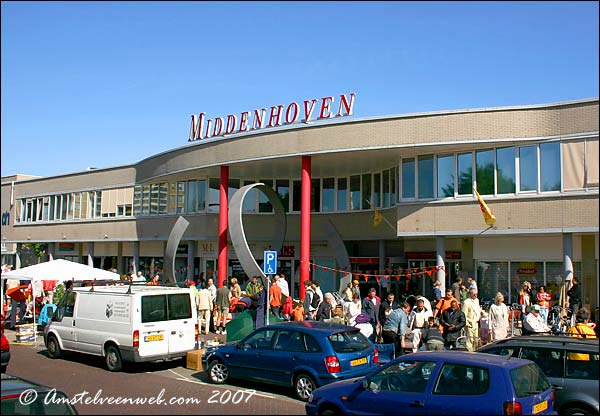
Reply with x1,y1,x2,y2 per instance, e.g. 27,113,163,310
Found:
188,92,355,142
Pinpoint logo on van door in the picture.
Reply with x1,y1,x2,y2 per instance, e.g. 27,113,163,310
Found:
106,302,113,319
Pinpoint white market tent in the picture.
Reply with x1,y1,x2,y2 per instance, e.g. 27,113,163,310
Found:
1,259,121,344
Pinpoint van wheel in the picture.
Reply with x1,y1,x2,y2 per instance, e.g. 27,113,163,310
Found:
208,360,229,384
561,405,595,416
105,345,122,372
294,373,316,402
46,335,62,359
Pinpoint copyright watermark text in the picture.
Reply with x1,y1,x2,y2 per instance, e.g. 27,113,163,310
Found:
19,388,257,407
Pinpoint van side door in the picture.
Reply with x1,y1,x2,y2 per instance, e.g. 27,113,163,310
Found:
51,291,78,350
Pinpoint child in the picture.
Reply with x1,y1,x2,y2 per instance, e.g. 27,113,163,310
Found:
293,301,305,321
423,316,445,351
282,296,294,321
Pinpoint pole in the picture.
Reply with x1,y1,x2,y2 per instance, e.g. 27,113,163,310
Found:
266,275,270,326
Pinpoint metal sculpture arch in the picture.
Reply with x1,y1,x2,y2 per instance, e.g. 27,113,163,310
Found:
228,183,287,281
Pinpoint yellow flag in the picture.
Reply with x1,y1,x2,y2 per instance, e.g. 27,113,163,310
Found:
373,209,383,228
475,188,496,227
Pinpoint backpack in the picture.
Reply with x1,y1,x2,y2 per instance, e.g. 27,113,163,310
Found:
310,292,321,309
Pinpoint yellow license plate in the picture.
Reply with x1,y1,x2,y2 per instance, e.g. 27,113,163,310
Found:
350,357,367,366
144,334,164,342
533,400,548,414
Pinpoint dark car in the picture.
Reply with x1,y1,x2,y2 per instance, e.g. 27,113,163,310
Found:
202,321,379,401
479,335,599,416
1,373,78,415
306,350,556,415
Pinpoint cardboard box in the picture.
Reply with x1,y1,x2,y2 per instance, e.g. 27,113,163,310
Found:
186,349,205,371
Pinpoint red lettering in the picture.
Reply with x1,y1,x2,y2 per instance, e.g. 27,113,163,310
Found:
213,117,224,137
252,109,266,130
318,96,334,119
239,111,251,132
189,113,205,141
225,114,238,135
285,102,299,124
204,119,213,139
268,105,284,127
336,93,355,117
303,99,317,122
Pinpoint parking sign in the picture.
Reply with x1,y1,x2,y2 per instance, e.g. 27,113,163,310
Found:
263,250,278,275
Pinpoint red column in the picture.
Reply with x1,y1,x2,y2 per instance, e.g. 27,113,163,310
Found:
218,166,229,288
300,156,311,300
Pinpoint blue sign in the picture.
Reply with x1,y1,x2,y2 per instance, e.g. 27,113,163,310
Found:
263,250,278,275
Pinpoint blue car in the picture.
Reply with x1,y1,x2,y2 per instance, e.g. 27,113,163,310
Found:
202,321,379,401
306,351,557,415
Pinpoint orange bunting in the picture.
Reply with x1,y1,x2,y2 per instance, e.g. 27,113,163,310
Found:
385,275,390,280
375,276,380,282
395,275,401,281
363,275,369,282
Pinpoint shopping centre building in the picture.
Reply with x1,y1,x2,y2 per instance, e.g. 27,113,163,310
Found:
1,96,598,310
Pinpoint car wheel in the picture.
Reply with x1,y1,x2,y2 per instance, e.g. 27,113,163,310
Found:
105,345,122,372
561,405,596,416
318,405,341,416
294,373,316,402
208,360,229,384
46,335,62,359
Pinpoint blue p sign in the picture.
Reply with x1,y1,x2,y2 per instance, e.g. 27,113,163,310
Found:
263,250,278,275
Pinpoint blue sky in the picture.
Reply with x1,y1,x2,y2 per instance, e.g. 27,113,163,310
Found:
1,1,598,178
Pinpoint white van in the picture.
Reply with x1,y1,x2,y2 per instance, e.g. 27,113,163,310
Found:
44,285,198,371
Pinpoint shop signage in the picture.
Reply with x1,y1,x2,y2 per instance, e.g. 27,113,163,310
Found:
517,268,536,275
188,92,356,142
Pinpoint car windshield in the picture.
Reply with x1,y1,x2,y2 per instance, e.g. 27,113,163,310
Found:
328,330,371,353
510,363,551,398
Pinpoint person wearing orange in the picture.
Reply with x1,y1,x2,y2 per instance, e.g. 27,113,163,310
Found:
536,285,552,324
292,301,304,321
433,288,459,322
269,281,282,319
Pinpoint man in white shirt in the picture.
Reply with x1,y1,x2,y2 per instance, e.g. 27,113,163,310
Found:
133,271,146,283
462,288,482,351
523,304,551,334
409,298,433,352
276,273,290,298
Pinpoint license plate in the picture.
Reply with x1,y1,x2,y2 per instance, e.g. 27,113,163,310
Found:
533,400,548,414
350,357,367,367
144,334,164,342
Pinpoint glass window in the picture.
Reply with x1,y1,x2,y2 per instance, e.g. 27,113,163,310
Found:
540,142,560,191
434,363,490,395
176,182,185,213
242,329,276,350
337,177,348,211
311,178,321,212
382,170,391,208
208,178,220,213
373,172,381,208
292,180,301,212
369,360,438,394
186,180,197,213
322,178,335,212
519,145,538,192
418,155,434,199
457,153,473,195
476,261,509,303
497,147,516,194
402,158,415,199
476,149,495,195
242,180,257,213
519,348,564,378
510,363,551,398
328,330,371,352
350,175,361,210
566,351,599,380
276,179,290,213
437,154,455,198
509,262,544,302
361,174,371,210
228,179,240,206
259,179,273,213
197,180,206,211
142,295,167,323
168,293,192,320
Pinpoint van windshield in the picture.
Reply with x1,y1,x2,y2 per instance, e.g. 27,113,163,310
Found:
141,293,192,323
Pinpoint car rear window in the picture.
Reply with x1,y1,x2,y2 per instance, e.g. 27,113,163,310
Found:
141,293,192,323
328,330,371,353
510,363,551,398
